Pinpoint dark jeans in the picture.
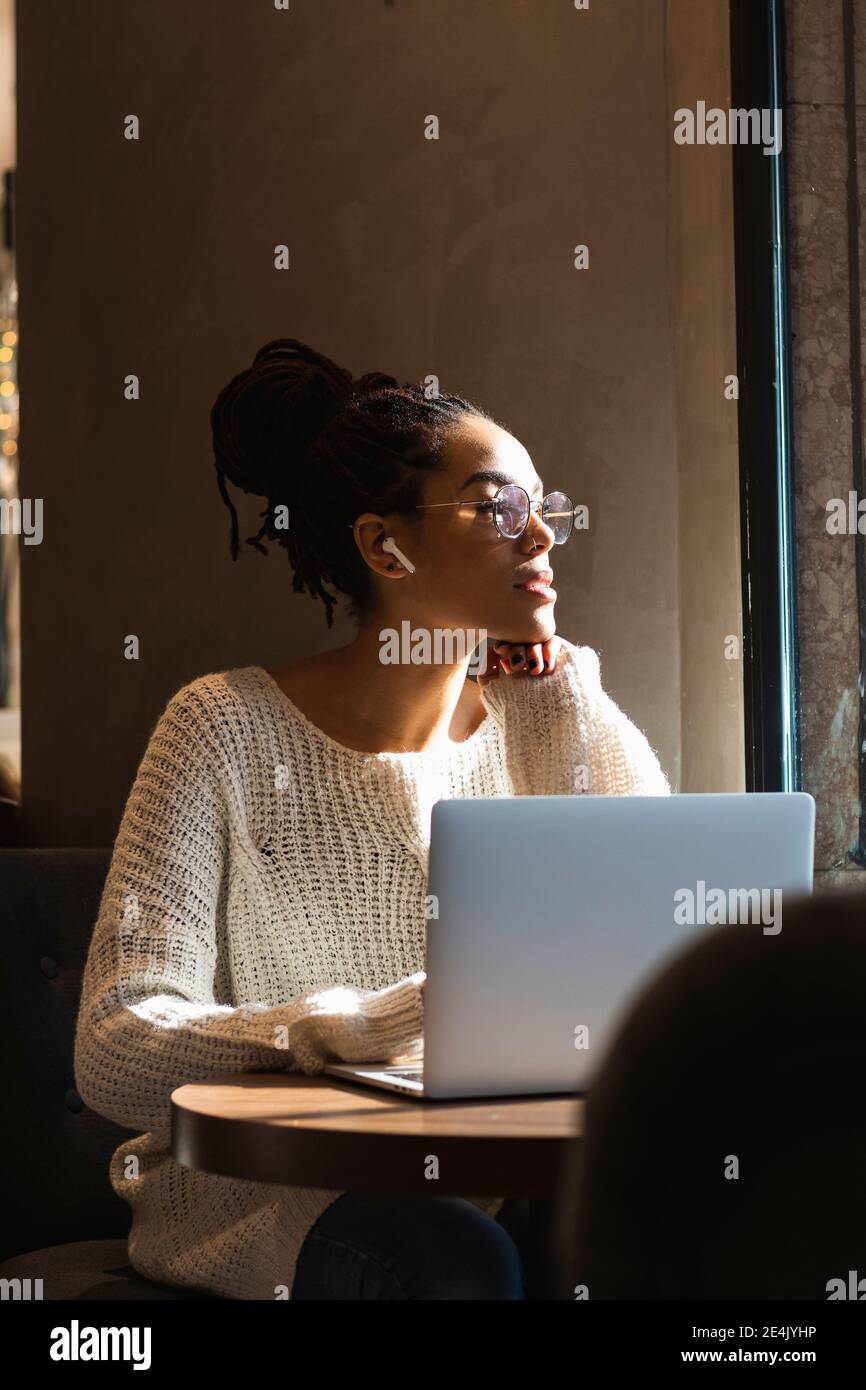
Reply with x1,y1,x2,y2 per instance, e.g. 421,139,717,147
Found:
291,1194,557,1300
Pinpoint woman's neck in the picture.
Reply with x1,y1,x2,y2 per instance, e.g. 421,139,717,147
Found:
267,626,486,754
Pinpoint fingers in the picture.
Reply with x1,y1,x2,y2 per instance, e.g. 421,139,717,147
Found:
497,642,541,674
476,645,504,688
490,639,562,676
492,641,525,674
540,635,564,672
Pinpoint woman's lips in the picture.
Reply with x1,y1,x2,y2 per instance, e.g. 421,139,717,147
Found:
514,580,556,600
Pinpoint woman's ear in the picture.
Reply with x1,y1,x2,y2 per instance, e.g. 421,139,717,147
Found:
381,537,416,573
352,516,412,578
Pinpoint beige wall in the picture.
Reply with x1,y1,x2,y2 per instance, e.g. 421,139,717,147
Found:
15,0,742,845
667,0,745,793
0,0,13,172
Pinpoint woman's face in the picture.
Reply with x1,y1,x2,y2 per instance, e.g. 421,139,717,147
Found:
393,414,559,645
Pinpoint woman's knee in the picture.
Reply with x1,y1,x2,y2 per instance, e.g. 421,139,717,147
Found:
297,1193,525,1300
415,1199,525,1299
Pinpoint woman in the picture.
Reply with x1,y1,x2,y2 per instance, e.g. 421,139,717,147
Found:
74,339,670,1300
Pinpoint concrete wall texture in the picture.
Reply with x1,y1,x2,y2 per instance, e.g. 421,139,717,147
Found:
786,0,866,886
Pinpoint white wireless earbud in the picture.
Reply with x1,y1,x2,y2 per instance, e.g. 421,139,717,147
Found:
382,536,416,574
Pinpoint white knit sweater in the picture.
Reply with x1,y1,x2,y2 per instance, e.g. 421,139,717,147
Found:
74,638,670,1300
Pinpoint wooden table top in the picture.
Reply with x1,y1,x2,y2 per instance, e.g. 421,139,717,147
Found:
171,1073,585,1198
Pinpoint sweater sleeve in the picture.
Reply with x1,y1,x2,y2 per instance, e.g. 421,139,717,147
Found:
73,682,425,1141
478,638,671,797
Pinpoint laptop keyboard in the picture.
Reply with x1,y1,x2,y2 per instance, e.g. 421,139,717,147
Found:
386,1067,423,1082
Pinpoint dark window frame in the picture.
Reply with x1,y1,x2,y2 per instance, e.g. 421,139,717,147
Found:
729,0,801,792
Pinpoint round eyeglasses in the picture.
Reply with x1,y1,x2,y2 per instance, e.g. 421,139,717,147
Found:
414,484,576,544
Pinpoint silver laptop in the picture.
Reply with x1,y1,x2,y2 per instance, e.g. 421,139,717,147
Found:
324,792,815,1099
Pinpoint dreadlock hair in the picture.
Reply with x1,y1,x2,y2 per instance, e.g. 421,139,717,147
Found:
210,338,498,628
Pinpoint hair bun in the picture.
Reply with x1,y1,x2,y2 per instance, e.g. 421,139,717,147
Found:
353,369,400,395
210,338,354,507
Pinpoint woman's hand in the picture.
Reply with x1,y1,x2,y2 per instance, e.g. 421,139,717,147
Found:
476,635,564,689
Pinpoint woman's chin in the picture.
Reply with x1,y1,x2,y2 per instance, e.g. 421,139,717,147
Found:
489,599,556,644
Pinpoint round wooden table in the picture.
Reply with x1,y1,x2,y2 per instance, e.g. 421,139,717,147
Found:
171,1072,584,1198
